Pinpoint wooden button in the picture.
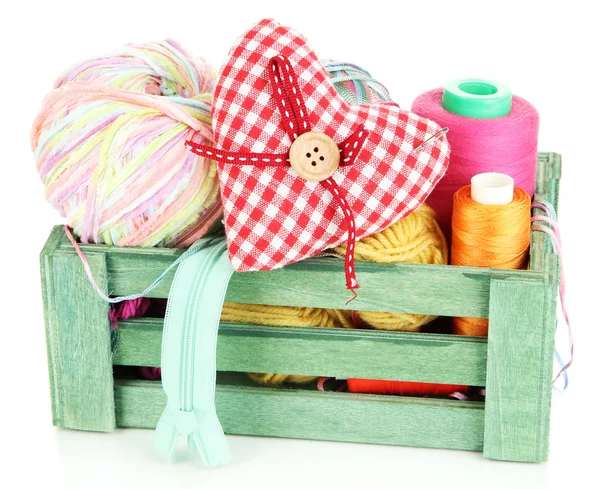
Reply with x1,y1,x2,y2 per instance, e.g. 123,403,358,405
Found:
289,132,340,181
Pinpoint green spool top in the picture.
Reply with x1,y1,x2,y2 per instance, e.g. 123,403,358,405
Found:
442,78,512,119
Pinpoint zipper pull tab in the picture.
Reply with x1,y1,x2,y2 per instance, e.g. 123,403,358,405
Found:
154,408,230,466
154,406,179,461
154,408,197,461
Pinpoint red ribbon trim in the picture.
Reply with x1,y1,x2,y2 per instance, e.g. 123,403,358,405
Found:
186,55,368,292
186,129,368,168
321,177,359,292
268,55,311,142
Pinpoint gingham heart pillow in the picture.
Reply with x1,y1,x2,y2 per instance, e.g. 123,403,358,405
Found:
187,19,450,292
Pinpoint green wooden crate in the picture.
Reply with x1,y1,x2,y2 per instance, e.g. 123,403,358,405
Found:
40,152,561,463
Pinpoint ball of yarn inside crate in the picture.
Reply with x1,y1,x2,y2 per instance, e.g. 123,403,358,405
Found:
221,303,347,329
331,203,448,331
323,60,394,105
31,40,221,247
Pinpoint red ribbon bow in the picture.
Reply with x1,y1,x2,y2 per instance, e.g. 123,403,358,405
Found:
187,55,369,295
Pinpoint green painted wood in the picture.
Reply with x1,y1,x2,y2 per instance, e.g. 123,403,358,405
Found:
41,237,115,432
40,226,66,428
483,276,557,462
40,153,563,461
114,377,485,451
530,152,561,272
48,238,546,318
113,318,488,385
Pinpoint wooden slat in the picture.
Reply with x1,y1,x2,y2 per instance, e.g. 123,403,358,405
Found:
483,276,556,462
113,318,488,386
41,240,115,432
530,152,562,272
114,378,485,451
40,225,66,428
104,257,526,317
48,237,545,317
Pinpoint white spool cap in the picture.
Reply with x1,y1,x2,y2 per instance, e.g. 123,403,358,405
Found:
471,172,514,205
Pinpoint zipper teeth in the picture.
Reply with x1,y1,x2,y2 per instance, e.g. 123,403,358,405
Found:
161,237,212,394
180,244,218,410
181,241,227,412
205,257,234,441
192,248,233,463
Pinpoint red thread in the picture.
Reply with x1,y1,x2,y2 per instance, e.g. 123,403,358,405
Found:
346,289,358,305
347,379,469,397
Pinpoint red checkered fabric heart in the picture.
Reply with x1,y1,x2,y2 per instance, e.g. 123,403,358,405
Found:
187,19,450,293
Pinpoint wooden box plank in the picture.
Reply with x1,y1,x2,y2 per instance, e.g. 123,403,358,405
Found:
41,244,115,432
106,256,539,317
114,379,485,451
483,274,557,462
113,318,488,385
48,234,544,317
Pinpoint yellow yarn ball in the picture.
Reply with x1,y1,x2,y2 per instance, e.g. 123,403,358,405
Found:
332,203,447,331
247,373,317,386
221,204,448,385
333,203,447,265
220,303,345,329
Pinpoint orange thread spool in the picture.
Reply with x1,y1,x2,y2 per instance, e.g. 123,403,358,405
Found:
451,174,531,336
347,379,469,397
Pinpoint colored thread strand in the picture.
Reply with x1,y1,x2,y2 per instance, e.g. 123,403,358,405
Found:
451,185,531,336
531,201,573,390
32,40,221,248
65,225,220,303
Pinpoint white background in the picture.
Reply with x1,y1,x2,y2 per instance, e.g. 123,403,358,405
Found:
1,1,597,488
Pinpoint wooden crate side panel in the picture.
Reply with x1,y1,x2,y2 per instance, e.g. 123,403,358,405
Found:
40,226,68,428
483,277,556,462
113,319,488,385
530,152,561,272
114,379,485,451
41,244,115,432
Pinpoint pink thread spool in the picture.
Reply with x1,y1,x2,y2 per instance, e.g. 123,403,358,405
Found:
411,79,539,239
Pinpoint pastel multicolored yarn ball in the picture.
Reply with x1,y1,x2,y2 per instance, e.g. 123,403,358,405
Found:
31,40,221,247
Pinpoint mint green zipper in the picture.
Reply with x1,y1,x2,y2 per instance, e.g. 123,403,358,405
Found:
155,237,233,466
181,240,224,412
